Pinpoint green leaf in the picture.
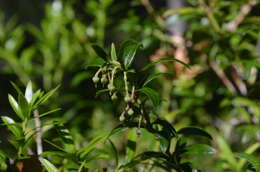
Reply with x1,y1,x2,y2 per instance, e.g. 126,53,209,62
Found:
120,40,141,69
8,94,23,120
54,122,74,145
235,153,260,171
36,85,60,106
141,57,190,71
39,157,59,172
184,144,216,155
85,57,105,69
92,44,107,60
111,43,117,61
137,87,160,106
78,132,109,159
177,127,212,140
143,72,170,86
1,116,23,138
25,81,33,103
125,129,137,163
95,89,110,97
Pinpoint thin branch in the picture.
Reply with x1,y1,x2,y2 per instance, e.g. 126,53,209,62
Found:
225,0,258,32
34,109,43,155
209,61,237,95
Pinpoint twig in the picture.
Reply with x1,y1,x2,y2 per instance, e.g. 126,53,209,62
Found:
231,66,247,96
198,0,221,33
34,110,43,155
139,0,165,28
209,61,237,95
225,0,257,32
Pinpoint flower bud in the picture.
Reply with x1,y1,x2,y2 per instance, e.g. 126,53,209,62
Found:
101,75,108,84
92,76,99,83
111,93,118,100
128,108,134,115
119,114,125,121
124,95,131,102
108,83,115,90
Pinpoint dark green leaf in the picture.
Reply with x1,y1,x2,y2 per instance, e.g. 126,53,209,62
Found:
137,87,160,106
92,44,107,60
120,40,141,69
184,144,216,155
141,57,190,71
143,72,170,86
178,127,212,140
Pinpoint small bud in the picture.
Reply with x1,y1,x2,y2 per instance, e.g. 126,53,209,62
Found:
108,83,115,90
92,76,99,83
128,108,134,115
124,96,131,102
101,75,108,84
137,99,141,104
111,93,118,100
119,114,125,121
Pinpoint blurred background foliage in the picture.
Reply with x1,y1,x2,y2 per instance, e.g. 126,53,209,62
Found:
0,0,259,171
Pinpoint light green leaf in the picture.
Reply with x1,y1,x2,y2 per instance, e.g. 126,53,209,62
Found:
184,144,216,155
125,129,137,163
236,153,260,171
25,81,33,103
1,116,23,138
8,94,23,119
39,157,59,172
111,43,117,61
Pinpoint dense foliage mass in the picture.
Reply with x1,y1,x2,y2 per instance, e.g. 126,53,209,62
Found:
0,0,259,171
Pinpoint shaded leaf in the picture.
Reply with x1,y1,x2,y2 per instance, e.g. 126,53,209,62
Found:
137,87,160,106
120,40,141,69
141,57,190,71
39,158,58,172
178,127,212,140
92,44,107,60
143,72,170,86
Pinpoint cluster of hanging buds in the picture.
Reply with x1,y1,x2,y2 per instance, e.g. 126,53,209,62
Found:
91,42,144,130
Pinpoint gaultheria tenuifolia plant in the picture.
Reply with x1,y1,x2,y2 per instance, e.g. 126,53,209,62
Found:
89,40,216,171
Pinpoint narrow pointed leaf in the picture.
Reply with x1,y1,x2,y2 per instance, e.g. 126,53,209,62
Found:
1,116,23,138
111,43,117,61
25,81,33,103
137,87,160,106
141,57,190,71
178,127,212,140
39,158,59,172
184,144,216,155
8,94,23,119
120,40,141,69
92,44,107,60
143,72,170,86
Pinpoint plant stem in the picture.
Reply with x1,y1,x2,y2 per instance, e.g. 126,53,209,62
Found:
34,109,43,155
